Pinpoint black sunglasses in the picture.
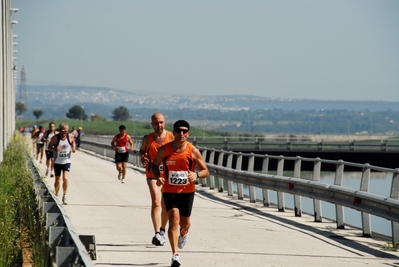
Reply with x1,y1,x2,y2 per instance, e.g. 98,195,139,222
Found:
174,128,189,134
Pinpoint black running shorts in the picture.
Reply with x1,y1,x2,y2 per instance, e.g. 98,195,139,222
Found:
162,192,195,217
115,152,129,163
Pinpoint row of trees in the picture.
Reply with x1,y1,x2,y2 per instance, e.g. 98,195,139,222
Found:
16,102,132,122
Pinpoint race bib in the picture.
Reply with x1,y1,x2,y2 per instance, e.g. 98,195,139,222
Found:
159,163,164,173
117,146,126,153
168,171,188,185
59,150,69,158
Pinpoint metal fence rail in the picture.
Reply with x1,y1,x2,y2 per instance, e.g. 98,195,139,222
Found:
29,155,95,267
80,136,399,244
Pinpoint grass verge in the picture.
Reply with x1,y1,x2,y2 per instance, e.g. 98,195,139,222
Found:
0,132,46,266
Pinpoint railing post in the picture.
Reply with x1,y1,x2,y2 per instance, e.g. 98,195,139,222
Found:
360,164,372,237
293,156,302,217
248,153,256,203
262,155,270,207
217,151,225,192
236,153,244,200
209,150,216,189
390,169,399,244
201,149,208,187
276,156,285,212
313,158,322,222
334,160,345,229
223,137,229,150
226,152,234,196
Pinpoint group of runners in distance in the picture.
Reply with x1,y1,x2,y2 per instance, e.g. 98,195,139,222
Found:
31,113,209,267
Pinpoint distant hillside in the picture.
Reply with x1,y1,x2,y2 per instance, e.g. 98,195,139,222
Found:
15,85,399,135
22,84,399,112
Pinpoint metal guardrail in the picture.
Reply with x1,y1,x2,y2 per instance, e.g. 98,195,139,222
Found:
29,154,95,267
80,136,399,244
86,134,399,152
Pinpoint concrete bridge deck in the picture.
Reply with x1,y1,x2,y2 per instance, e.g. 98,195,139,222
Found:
34,149,399,267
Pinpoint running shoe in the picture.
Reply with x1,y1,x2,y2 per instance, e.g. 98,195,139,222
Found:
178,233,187,249
121,178,125,184
62,195,68,205
171,254,181,267
160,231,167,245
118,172,122,180
50,173,54,178
45,169,49,176
152,233,165,246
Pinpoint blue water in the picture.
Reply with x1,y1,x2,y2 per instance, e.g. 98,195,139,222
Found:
216,171,393,237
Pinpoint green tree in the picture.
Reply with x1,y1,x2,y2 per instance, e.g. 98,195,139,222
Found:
33,109,43,120
15,101,27,116
90,113,106,121
112,106,131,121
66,105,88,120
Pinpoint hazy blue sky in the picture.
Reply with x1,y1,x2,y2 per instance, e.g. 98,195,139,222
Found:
12,0,399,101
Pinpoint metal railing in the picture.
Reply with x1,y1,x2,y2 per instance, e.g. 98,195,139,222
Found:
80,136,399,244
86,134,399,152
29,156,94,267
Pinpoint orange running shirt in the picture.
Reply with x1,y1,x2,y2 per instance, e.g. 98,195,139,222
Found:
161,142,196,193
145,131,174,178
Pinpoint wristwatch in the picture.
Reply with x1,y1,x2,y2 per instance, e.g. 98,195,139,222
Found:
196,171,200,179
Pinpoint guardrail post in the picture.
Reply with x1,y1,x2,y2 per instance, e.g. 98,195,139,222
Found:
262,155,270,207
217,151,225,192
277,156,285,211
381,140,387,152
226,152,234,196
236,153,244,200
313,158,322,222
201,149,208,187
223,137,229,150
334,160,345,229
248,153,256,203
209,150,216,189
390,169,399,243
360,164,372,237
293,156,302,217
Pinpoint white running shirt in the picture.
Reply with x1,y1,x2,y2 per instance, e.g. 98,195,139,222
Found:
54,137,72,165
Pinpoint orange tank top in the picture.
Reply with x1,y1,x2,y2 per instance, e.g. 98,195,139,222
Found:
162,142,196,193
145,131,174,178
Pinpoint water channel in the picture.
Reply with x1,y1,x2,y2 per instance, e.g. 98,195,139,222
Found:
218,171,393,237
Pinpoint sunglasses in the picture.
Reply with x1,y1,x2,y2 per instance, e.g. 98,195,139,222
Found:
60,129,68,133
174,128,189,134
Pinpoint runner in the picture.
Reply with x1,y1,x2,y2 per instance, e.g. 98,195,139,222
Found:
110,125,134,183
140,113,173,246
43,122,58,177
151,120,209,267
48,122,76,205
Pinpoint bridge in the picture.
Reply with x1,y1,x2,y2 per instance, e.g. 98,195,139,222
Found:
27,135,399,266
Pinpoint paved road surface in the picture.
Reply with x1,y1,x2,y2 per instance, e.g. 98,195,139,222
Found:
35,149,399,267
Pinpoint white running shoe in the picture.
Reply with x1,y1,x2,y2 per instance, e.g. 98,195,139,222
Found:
160,231,167,245
152,233,165,246
171,254,181,267
62,195,68,205
121,178,125,183
178,233,187,249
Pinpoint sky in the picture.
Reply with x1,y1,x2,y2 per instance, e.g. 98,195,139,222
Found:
11,0,399,102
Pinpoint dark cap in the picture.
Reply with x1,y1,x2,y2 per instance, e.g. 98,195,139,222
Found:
173,120,190,131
